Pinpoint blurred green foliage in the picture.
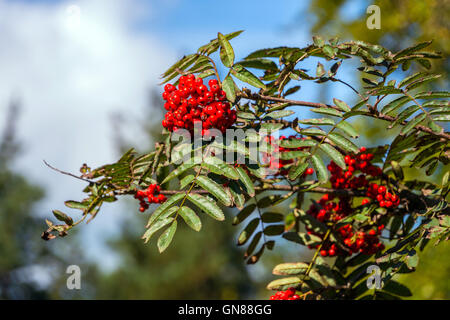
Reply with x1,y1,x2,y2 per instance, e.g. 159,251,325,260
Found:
308,0,449,73
94,214,253,299
399,241,450,299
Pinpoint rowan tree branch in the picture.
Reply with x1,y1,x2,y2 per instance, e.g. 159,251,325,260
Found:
241,91,450,141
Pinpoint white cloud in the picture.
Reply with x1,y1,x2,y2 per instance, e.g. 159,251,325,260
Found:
0,0,175,269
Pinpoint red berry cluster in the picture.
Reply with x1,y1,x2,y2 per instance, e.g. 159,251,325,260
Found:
307,200,386,257
328,147,381,189
304,147,400,257
270,287,300,300
338,224,385,255
366,183,400,208
134,184,166,212
263,135,314,177
161,74,237,133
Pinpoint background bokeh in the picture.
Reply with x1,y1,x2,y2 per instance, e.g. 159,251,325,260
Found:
0,0,448,299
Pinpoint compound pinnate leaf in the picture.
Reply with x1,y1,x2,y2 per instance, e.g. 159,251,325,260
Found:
157,220,177,253
310,155,328,183
218,32,235,68
187,193,225,221
273,262,309,275
179,206,202,232
238,218,259,245
231,64,266,89
142,217,174,244
147,193,184,227
52,210,73,225
196,175,232,206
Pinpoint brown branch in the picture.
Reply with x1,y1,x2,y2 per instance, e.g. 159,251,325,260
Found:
43,160,96,184
241,91,450,141
239,91,342,112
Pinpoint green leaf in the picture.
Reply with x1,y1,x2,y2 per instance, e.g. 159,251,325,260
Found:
198,30,243,55
310,155,328,183
283,232,322,246
414,91,450,99
142,217,174,243
323,44,337,58
313,36,325,47
236,58,278,71
381,96,412,115
52,210,73,225
157,220,177,253
198,69,215,79
288,162,309,180
300,128,327,136
146,193,184,227
263,224,284,236
196,175,232,206
260,122,285,132
390,161,404,180
280,139,316,149
405,74,441,91
336,121,359,138
319,143,345,168
400,113,427,135
221,75,236,103
187,193,225,221
369,86,402,96
405,250,419,269
231,64,266,89
202,156,239,180
228,181,245,209
218,32,235,67
235,166,255,196
64,200,88,211
273,262,309,275
236,111,256,120
312,107,343,117
238,218,259,245
261,212,284,223
162,162,197,184
232,204,256,225
246,244,265,265
245,232,262,258
265,110,295,119
285,85,301,96
432,113,450,122
328,132,359,153
299,118,335,126
280,150,310,160
267,276,304,290
398,72,429,88
382,280,412,297
179,206,202,231
316,62,325,77
394,41,432,58
298,209,327,233
161,54,198,81
333,98,351,112
180,174,195,189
